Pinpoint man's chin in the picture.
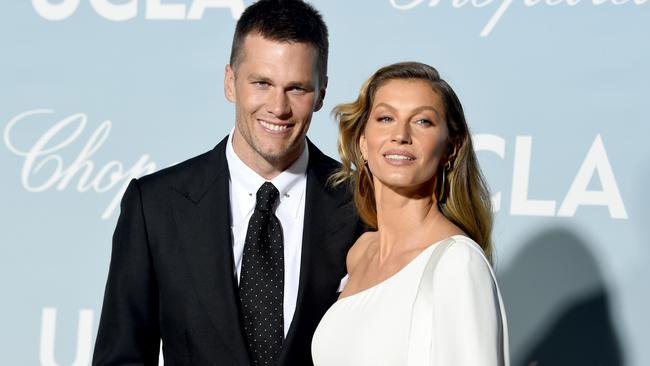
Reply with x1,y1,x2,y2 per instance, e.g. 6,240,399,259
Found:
258,145,302,166
260,153,284,163
256,147,289,162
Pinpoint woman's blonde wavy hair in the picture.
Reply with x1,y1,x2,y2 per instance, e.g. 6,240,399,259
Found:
330,62,494,261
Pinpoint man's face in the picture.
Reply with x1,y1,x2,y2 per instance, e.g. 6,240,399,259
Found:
225,34,326,176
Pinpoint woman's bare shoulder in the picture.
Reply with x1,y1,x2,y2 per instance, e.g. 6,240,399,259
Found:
346,231,376,275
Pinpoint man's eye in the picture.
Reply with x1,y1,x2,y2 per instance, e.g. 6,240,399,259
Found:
253,81,270,87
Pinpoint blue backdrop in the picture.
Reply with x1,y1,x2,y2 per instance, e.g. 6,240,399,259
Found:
1,0,648,365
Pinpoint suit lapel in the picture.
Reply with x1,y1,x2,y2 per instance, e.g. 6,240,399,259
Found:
278,141,358,365
170,137,250,365
169,138,357,365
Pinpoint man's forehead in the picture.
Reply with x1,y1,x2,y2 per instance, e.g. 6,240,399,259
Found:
235,36,319,75
240,33,318,57
243,32,316,47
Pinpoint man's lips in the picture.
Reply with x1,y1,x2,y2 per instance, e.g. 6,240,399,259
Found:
258,119,294,132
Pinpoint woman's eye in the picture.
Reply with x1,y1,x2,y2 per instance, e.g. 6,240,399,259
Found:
377,116,393,123
415,119,433,126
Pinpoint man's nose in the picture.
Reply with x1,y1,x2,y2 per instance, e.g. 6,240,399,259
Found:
267,89,291,118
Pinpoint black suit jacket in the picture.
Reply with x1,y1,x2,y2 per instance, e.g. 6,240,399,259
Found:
93,137,362,366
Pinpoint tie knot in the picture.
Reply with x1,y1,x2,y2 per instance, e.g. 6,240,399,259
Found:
255,182,279,212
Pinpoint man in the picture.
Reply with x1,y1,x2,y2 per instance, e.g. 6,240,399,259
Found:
92,1,362,365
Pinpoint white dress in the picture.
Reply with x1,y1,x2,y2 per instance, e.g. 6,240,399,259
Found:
311,235,509,366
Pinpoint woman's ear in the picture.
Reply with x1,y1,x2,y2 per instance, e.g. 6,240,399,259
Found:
445,143,458,168
359,134,368,162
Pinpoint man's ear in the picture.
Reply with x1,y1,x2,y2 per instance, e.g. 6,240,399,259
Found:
314,76,328,112
224,64,236,103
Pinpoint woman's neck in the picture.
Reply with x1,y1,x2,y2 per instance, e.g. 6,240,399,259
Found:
373,183,443,261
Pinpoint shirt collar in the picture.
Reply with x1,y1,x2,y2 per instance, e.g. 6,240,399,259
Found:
226,130,309,220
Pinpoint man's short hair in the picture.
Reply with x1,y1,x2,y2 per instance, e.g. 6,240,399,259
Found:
229,0,329,83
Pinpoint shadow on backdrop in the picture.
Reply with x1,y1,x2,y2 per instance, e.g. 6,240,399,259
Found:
498,228,624,366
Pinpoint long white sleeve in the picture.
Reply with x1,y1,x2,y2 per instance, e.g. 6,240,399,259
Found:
313,236,508,366
429,239,509,366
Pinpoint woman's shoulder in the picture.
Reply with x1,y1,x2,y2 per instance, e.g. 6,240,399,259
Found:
419,235,509,366
346,231,376,274
445,235,489,257
433,235,495,280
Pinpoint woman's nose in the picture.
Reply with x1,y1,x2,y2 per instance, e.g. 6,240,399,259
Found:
391,121,412,144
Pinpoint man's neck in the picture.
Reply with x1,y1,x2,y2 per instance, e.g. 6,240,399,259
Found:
231,134,305,180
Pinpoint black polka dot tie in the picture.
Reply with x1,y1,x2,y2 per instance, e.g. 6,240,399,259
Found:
239,182,284,366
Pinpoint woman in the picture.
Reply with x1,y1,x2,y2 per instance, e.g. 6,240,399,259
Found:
311,62,509,365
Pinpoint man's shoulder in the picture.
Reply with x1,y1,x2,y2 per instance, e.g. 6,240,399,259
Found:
305,140,356,208
137,137,228,192
306,139,342,177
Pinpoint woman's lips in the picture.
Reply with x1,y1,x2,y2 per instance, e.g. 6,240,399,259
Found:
382,150,416,165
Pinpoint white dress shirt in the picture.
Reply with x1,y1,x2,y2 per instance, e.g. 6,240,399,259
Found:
225,133,308,337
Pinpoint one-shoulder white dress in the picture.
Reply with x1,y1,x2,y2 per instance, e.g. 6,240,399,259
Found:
311,235,509,366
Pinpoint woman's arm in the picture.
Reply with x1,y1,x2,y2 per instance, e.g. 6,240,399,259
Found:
429,239,508,366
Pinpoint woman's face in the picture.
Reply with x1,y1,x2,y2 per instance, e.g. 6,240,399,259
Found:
360,78,449,193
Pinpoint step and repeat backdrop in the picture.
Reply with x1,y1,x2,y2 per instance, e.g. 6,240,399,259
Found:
1,1,648,365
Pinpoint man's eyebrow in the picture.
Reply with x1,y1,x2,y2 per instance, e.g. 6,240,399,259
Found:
286,81,314,90
247,73,271,82
245,74,314,90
